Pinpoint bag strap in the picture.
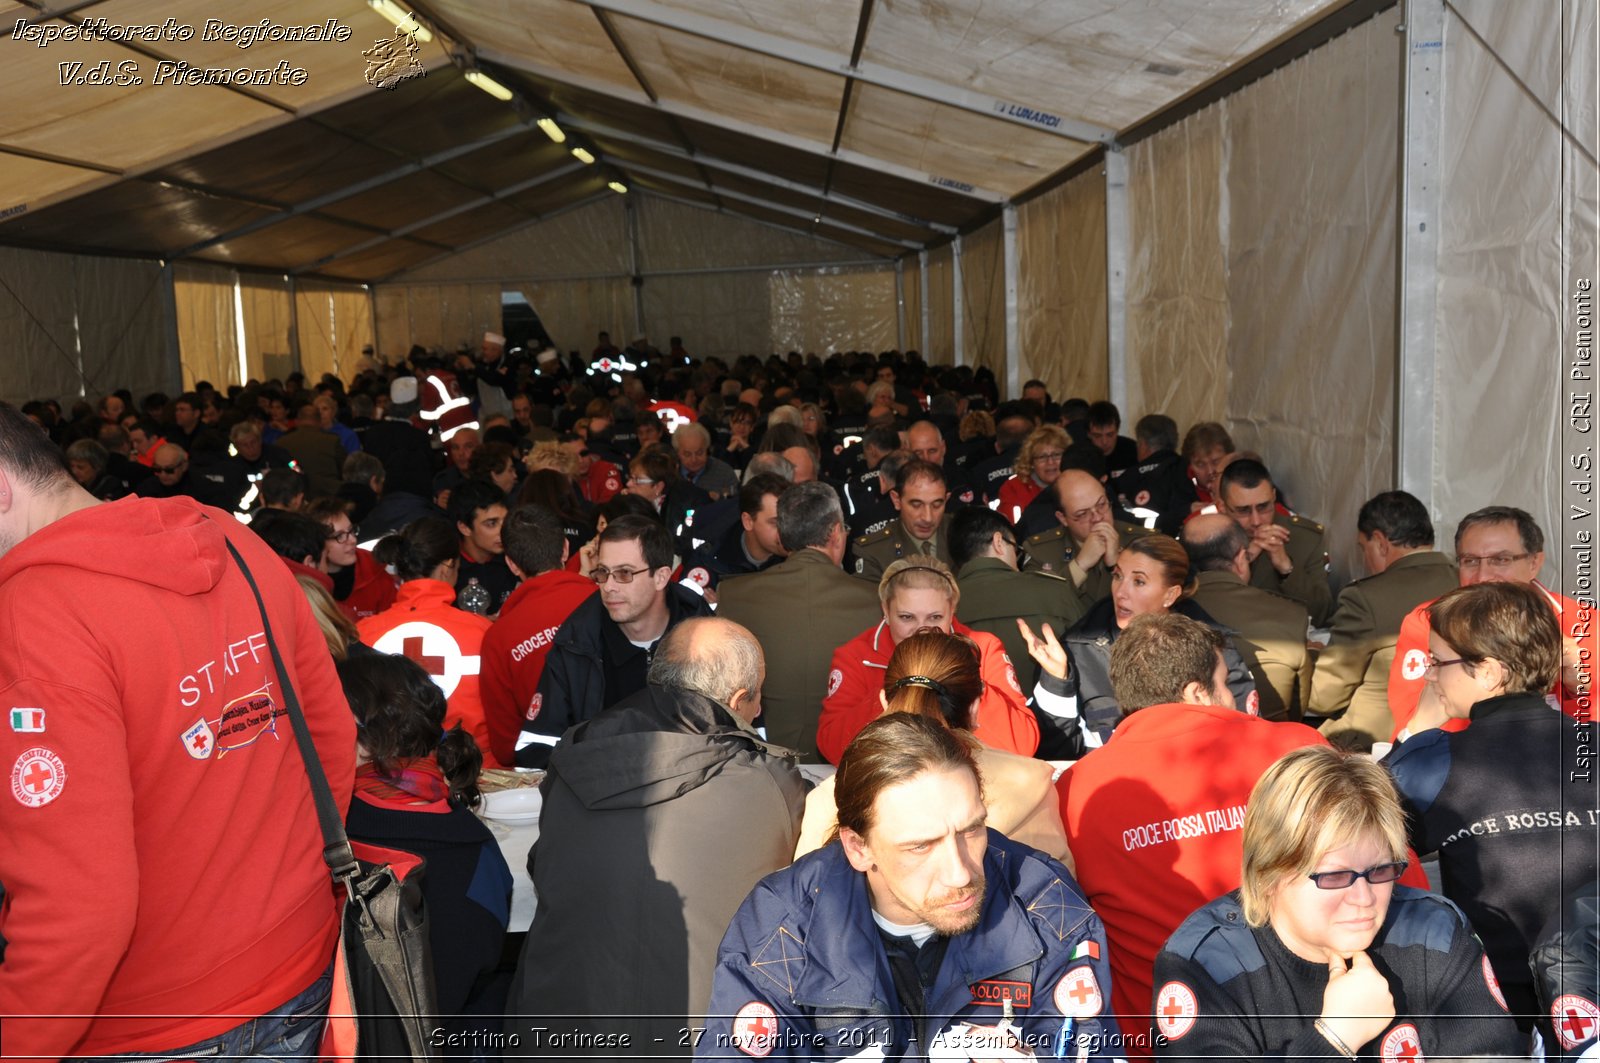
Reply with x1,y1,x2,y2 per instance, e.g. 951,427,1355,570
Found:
224,538,359,882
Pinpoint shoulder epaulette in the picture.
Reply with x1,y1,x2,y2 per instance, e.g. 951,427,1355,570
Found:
855,527,892,547
1026,526,1066,546
1286,514,1325,535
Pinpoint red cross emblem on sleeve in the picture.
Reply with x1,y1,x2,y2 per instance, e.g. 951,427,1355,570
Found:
1052,965,1102,1017
373,622,480,698
731,1001,778,1058
1155,981,1197,1041
11,747,66,808
1381,1022,1425,1062
1555,995,1600,1050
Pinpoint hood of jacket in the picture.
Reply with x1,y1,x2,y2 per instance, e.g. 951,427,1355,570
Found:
0,495,229,595
548,683,781,810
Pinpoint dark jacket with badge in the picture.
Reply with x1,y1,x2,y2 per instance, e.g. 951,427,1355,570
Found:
680,520,781,593
514,582,714,767
1152,888,1523,1059
700,830,1123,1061
1247,513,1333,627
1035,597,1258,759
1386,690,1600,1022
509,683,806,1058
852,514,954,582
1531,885,1600,1059
1113,448,1196,536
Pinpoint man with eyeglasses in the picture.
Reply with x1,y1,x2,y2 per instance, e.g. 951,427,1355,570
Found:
1387,505,1593,740
1216,457,1333,626
132,442,206,503
949,505,1080,675
514,514,712,768
1022,469,1151,616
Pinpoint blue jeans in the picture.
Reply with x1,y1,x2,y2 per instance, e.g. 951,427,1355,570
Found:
68,964,334,1062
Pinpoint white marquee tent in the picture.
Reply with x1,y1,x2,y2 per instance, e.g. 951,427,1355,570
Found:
0,0,1594,589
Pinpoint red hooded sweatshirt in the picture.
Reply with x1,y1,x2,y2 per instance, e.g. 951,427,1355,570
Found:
0,496,356,1061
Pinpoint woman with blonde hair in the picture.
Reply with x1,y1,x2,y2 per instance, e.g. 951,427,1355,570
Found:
997,424,1069,523
795,630,1068,863
1152,745,1521,1058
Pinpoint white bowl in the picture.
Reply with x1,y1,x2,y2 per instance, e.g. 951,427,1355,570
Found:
481,787,542,825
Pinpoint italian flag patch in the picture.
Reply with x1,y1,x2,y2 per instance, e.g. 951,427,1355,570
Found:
1071,940,1100,962
9,708,45,733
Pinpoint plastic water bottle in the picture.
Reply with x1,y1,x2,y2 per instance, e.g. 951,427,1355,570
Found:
458,577,491,616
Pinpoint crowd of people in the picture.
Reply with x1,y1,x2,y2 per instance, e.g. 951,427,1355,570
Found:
0,331,1594,1061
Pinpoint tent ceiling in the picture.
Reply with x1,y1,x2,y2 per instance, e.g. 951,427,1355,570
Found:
0,0,1360,281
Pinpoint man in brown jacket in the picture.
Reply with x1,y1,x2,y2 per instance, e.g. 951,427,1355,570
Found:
1183,513,1312,722
1307,490,1459,743
717,480,882,762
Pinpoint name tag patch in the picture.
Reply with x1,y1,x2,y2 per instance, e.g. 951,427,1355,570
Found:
969,980,1031,1008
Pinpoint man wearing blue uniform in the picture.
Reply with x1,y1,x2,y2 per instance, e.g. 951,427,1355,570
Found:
700,713,1124,1061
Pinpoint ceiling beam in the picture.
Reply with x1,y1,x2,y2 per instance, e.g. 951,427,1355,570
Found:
560,115,955,235
377,190,615,283
478,47,1006,203
637,189,892,260
584,0,1114,145
168,121,535,259
291,161,590,273
619,162,922,249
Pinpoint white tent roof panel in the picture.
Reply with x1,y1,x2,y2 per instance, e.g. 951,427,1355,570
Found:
426,0,646,95
639,0,860,55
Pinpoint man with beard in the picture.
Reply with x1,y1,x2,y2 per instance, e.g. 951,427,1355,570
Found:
700,713,1122,1061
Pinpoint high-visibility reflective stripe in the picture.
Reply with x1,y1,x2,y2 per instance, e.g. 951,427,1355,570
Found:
514,731,561,750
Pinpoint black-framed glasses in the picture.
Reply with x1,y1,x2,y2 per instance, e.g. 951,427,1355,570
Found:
151,462,186,475
1307,860,1408,890
591,565,650,584
1425,655,1469,676
328,525,361,543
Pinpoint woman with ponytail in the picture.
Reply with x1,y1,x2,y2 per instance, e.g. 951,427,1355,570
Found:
337,654,513,1045
357,515,500,765
794,630,1070,864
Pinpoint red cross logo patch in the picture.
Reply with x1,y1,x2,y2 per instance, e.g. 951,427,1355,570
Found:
181,717,216,760
525,692,543,722
1052,965,1102,1017
1401,648,1428,681
1381,1022,1425,1062
686,567,711,588
827,669,844,698
731,1001,778,1058
373,621,481,699
1482,955,1507,1011
11,747,66,808
1554,995,1600,1050
1155,981,1197,1041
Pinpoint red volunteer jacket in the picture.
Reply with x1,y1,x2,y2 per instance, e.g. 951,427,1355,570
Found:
1388,581,1593,739
357,579,500,767
0,497,355,1060
579,460,623,505
479,569,597,767
1057,704,1326,1055
818,619,1039,764
335,547,398,622
996,475,1042,523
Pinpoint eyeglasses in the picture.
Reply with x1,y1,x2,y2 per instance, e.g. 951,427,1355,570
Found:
1425,655,1470,676
1457,552,1533,571
628,477,659,487
1032,450,1064,464
591,565,653,584
1307,860,1408,890
151,462,186,475
328,525,361,543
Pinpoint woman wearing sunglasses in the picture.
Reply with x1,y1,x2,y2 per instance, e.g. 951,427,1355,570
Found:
1386,580,1598,1049
1153,746,1522,1059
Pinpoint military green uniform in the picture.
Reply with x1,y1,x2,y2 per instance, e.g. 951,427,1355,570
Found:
1308,549,1459,743
852,514,953,582
716,548,883,763
1189,570,1312,722
955,557,1081,684
1020,520,1150,616
1247,513,1334,627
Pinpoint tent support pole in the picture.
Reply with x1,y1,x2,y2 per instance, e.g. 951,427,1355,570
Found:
895,258,907,351
626,196,645,338
1104,145,1130,413
1003,203,1020,400
1395,0,1445,515
918,250,931,356
161,262,183,393
952,235,965,367
287,276,302,377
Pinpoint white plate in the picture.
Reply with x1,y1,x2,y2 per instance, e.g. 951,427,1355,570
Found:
482,787,542,824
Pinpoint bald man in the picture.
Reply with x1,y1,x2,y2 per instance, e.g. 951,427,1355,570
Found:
134,443,205,502
1023,469,1150,614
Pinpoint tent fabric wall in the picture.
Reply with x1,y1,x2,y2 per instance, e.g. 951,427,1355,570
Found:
400,197,631,283
175,263,241,392
294,284,374,388
240,275,294,383
770,266,898,354
0,246,170,406
925,245,954,362
524,277,636,355
635,196,880,273
1433,0,1597,591
1125,14,1400,582
1018,169,1108,403
901,256,923,352
643,270,771,357
372,282,501,357
959,220,1006,383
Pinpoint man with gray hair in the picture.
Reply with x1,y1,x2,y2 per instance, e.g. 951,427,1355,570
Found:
506,616,805,1058
674,421,740,500
717,480,881,762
